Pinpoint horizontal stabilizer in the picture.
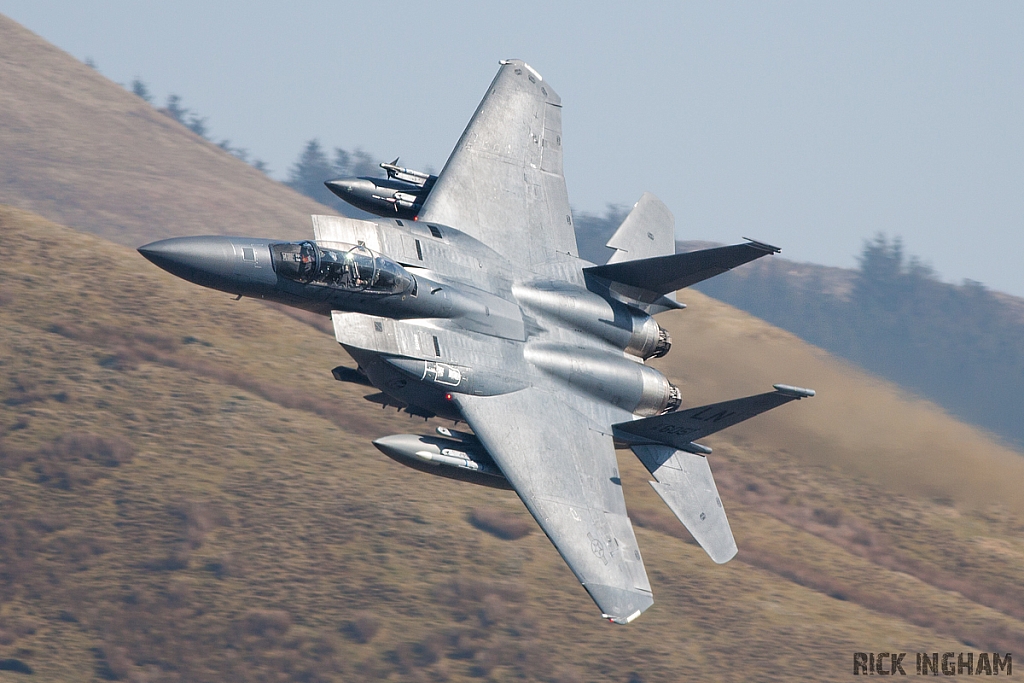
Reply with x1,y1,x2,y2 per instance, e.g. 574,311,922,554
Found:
584,239,780,304
613,384,814,451
632,445,737,563
605,193,675,264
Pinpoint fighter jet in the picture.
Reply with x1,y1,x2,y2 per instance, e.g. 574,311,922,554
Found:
139,59,814,624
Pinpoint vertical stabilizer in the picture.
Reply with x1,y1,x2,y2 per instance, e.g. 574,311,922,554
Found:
631,445,738,564
606,193,675,264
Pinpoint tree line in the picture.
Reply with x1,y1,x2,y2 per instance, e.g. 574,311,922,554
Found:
695,235,1024,449
129,78,271,173
128,77,385,216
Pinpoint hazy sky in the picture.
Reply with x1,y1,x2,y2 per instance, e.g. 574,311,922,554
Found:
3,1,1023,295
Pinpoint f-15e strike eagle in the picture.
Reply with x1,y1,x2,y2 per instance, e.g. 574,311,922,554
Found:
139,59,814,624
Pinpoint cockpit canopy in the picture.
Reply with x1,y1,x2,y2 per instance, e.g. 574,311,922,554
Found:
270,241,415,295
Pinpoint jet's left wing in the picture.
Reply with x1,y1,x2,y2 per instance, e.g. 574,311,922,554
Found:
453,388,653,623
417,59,578,269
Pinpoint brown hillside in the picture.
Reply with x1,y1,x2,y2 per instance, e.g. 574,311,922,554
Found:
3,13,1024,682
0,14,329,246
3,205,1024,683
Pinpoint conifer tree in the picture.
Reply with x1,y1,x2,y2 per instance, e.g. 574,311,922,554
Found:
164,95,188,124
286,139,334,204
131,78,152,103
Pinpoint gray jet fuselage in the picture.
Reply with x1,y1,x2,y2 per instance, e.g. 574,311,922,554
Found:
138,223,679,426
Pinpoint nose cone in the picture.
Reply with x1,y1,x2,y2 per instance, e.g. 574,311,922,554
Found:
138,236,239,289
372,434,427,462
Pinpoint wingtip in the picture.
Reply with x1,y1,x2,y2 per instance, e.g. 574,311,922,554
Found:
710,544,739,564
773,384,816,398
585,584,653,625
742,237,782,254
602,609,643,625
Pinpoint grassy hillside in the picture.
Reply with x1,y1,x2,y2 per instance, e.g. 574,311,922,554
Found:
4,13,1024,682
3,205,1024,682
0,15,329,246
